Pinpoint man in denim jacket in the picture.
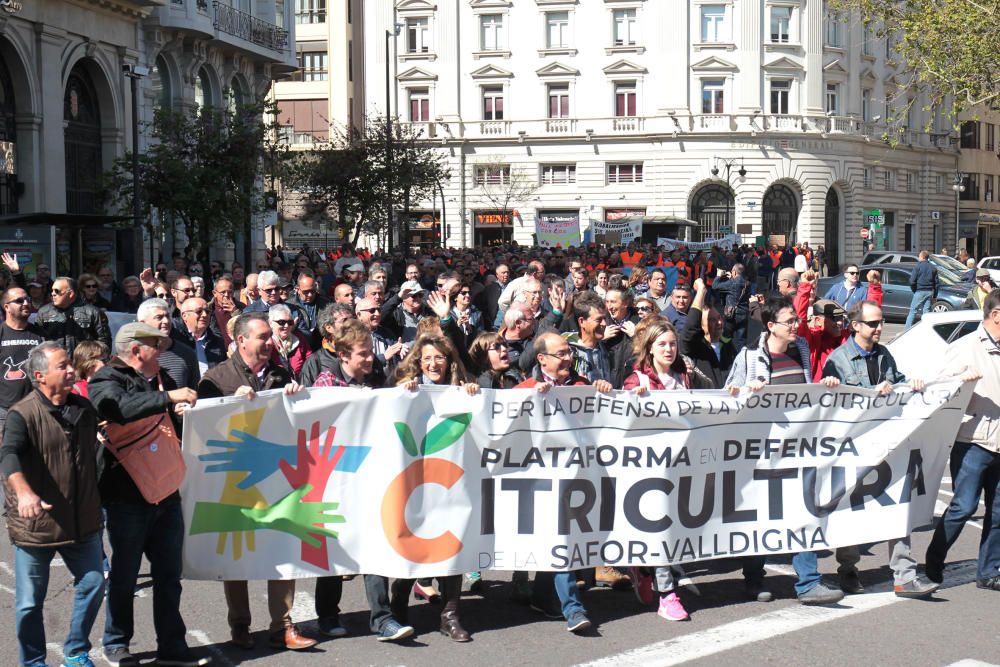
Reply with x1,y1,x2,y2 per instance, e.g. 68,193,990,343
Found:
822,300,939,599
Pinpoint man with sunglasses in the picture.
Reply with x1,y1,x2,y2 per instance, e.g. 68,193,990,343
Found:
821,300,939,599
822,264,873,311
0,288,45,436
37,277,110,358
174,298,226,374
242,271,283,314
169,276,197,318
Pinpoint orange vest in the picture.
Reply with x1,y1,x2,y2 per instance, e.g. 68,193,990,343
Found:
620,251,644,269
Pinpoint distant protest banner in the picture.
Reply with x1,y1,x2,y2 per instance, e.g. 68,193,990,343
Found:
594,217,642,244
536,211,581,247
657,234,741,252
181,382,971,580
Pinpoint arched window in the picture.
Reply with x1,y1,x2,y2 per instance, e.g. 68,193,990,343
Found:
151,55,172,110
227,77,245,113
0,54,17,216
824,187,841,274
690,184,734,241
762,184,799,242
64,64,102,214
194,67,212,109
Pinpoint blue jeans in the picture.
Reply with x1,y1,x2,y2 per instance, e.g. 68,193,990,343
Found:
532,571,585,620
15,531,105,667
926,442,1000,580
103,501,188,658
792,551,823,596
904,289,934,329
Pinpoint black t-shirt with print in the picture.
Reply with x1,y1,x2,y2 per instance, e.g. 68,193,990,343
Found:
0,323,46,409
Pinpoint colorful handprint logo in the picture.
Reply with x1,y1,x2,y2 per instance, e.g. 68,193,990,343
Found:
381,413,472,564
190,410,370,570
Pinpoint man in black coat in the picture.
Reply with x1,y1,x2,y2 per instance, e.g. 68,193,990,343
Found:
680,279,737,388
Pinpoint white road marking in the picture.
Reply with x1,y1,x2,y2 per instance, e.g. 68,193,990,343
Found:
187,629,236,667
578,562,979,667
944,661,1000,667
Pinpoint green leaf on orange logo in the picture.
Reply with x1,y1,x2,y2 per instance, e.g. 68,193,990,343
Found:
422,413,472,455
394,422,419,457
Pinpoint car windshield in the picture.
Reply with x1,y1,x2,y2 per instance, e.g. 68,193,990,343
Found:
933,255,967,272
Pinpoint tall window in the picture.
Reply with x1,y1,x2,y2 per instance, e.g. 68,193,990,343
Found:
701,5,726,42
863,26,873,55
409,88,429,122
770,6,792,43
297,51,328,81
961,121,980,149
883,169,893,191
295,0,325,23
546,11,569,48
406,17,430,53
825,83,839,114
987,123,996,152
607,163,643,184
541,164,576,185
480,14,504,51
702,79,724,113
482,87,504,120
615,82,636,117
862,88,872,121
548,84,569,118
824,14,841,47
769,79,791,114
986,175,994,202
863,167,873,189
612,8,637,46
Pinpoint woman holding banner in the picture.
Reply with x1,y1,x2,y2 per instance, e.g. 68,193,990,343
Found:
623,317,713,621
392,335,480,642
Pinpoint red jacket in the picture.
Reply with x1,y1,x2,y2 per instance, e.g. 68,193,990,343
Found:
794,280,883,382
516,372,589,389
622,365,693,391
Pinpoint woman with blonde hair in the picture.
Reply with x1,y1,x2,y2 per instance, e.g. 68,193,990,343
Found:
390,334,478,641
622,316,711,622
626,266,650,297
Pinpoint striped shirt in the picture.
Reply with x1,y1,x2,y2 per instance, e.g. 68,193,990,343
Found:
769,350,805,385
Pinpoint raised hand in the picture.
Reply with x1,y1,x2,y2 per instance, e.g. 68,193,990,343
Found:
1,252,19,274
139,267,157,293
427,290,452,319
199,430,296,489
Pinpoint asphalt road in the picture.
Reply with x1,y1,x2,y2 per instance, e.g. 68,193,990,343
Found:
7,321,996,667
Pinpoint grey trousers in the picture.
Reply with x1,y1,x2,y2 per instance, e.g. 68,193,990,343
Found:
836,536,917,585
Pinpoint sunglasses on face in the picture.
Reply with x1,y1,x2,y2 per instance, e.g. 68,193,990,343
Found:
261,287,279,294
155,292,169,298
272,319,295,327
845,271,859,275
84,283,98,289
859,319,884,328
50,289,67,296
5,296,29,305
489,342,508,351
356,307,378,315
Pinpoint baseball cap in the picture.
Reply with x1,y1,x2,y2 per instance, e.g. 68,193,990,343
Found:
976,268,991,279
398,280,425,296
115,322,167,349
346,262,365,273
812,299,846,319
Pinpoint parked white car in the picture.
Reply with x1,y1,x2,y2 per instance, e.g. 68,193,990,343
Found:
977,256,1000,283
886,309,981,381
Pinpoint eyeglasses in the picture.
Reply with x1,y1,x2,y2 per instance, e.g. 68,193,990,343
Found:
458,290,471,296
272,319,295,327
298,288,316,295
541,349,574,360
356,308,379,315
636,305,653,312
83,283,98,289
174,287,196,294
261,287,279,294
50,289,67,296
489,342,508,351
845,271,859,275
155,292,169,298
859,319,884,328
774,318,801,329
183,309,208,316
5,296,29,305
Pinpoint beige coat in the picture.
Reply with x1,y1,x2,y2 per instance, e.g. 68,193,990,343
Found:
944,323,1000,453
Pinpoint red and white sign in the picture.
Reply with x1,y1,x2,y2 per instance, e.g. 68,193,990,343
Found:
860,228,870,239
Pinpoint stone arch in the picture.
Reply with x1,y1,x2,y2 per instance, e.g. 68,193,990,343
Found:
689,181,735,242
194,63,223,109
0,34,37,118
151,51,181,111
64,60,105,214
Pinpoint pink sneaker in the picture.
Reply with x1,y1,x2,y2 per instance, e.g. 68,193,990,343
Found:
657,592,689,621
629,567,653,606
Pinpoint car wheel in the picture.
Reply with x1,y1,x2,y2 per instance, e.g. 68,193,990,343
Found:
932,301,953,313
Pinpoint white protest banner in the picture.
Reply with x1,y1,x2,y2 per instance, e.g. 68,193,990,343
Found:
180,382,971,580
594,217,642,243
536,211,581,247
658,234,741,252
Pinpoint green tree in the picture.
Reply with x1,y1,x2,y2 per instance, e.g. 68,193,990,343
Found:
104,100,288,266
830,0,1000,117
285,117,450,251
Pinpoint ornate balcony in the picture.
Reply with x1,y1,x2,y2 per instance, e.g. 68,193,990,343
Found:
213,1,288,52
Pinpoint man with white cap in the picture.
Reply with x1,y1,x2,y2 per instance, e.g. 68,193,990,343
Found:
382,280,429,343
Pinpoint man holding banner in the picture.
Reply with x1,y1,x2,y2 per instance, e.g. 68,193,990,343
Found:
821,300,939,598
726,295,845,605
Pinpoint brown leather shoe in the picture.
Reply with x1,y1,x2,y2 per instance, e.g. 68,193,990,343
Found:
269,625,318,650
230,624,254,650
440,610,471,642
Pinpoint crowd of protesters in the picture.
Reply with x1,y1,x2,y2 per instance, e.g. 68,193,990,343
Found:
0,237,997,667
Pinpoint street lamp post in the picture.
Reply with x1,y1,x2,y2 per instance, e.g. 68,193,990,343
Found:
710,157,747,240
123,63,149,267
953,172,966,255
385,22,403,252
